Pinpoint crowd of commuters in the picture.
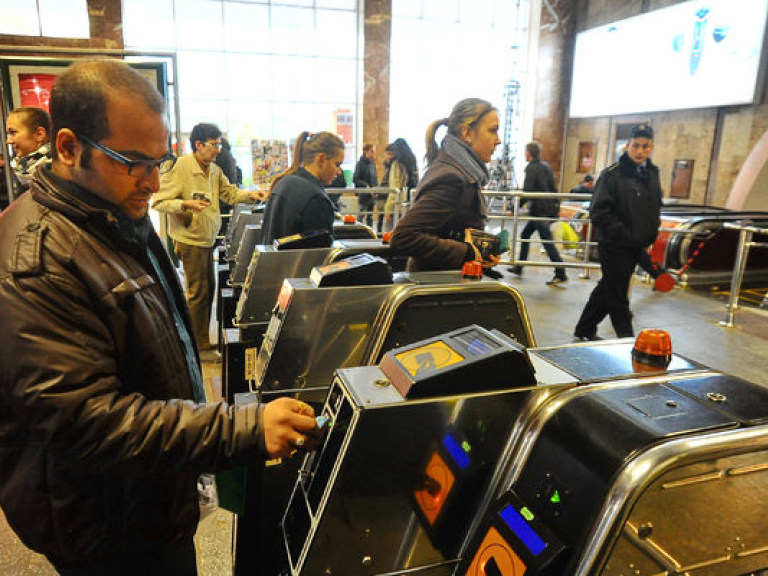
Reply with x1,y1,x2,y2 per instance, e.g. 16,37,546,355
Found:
0,56,668,574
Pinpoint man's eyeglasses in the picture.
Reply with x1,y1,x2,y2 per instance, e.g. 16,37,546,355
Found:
76,133,177,178
204,141,222,150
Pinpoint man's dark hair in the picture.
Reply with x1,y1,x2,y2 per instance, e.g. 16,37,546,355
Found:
362,143,374,153
49,59,166,162
189,123,222,151
526,141,541,161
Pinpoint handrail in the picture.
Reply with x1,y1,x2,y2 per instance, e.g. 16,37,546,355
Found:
719,221,768,327
482,190,600,276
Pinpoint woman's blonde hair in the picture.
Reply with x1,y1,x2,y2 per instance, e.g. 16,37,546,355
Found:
271,131,344,190
424,98,496,165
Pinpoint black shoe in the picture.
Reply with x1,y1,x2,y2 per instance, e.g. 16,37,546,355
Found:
507,266,523,277
573,334,602,342
546,275,568,286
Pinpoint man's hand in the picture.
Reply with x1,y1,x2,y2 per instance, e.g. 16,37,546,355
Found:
262,397,322,459
181,199,210,212
249,190,268,203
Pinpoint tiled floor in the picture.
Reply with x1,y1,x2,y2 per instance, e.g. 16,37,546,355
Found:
2,254,766,575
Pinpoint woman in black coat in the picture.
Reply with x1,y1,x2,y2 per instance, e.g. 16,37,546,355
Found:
390,98,501,271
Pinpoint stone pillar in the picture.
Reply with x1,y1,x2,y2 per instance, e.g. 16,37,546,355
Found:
531,0,576,187
363,0,391,179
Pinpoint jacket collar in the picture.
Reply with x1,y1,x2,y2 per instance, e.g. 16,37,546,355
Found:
30,166,152,248
618,151,658,176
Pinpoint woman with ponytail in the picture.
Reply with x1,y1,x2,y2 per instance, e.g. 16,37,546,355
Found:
260,131,345,243
390,98,501,271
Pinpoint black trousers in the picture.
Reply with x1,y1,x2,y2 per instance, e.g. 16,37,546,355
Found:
517,220,566,278
574,244,639,338
55,539,198,576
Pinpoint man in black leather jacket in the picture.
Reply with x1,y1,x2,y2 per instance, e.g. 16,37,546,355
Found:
574,124,663,339
0,60,320,576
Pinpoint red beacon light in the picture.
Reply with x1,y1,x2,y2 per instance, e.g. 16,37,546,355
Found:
632,329,672,372
461,260,483,280
343,214,356,224
654,272,675,293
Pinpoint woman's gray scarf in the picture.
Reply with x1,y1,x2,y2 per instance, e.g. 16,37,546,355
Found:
441,133,490,187
441,133,489,217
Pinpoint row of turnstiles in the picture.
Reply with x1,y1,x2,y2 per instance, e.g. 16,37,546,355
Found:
215,203,768,576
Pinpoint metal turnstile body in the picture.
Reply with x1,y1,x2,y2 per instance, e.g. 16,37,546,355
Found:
459,341,768,575
252,273,535,403
282,366,569,576
225,205,262,261
229,224,262,286
234,239,404,326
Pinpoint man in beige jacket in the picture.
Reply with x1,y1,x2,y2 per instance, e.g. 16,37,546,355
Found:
153,123,263,360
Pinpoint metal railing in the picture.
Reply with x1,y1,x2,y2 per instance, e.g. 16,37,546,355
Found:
482,190,600,277
719,221,768,327
327,187,405,234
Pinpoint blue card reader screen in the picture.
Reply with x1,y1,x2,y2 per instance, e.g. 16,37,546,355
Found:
499,504,547,556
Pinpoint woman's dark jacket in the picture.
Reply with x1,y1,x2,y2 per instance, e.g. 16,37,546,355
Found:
0,168,265,567
390,148,484,271
260,167,336,243
590,152,663,248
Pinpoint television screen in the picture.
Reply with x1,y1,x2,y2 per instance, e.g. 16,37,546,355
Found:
570,0,768,117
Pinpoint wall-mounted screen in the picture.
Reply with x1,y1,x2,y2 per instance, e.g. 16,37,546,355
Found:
570,0,768,117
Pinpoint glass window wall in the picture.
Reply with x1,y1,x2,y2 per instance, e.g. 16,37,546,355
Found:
123,0,360,186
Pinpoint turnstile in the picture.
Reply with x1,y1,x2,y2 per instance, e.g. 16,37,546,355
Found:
465,368,768,575
282,365,567,576
231,276,535,576
234,239,406,325
278,337,768,576
252,273,535,404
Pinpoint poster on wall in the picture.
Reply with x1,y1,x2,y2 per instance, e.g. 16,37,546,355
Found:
576,141,596,174
251,140,288,189
17,74,57,110
2,59,169,112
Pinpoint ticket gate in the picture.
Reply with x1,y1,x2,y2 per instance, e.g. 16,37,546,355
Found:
278,335,768,576
229,224,263,287
222,241,407,402
464,368,768,575
225,204,263,262
281,324,552,576
231,278,535,576
282,366,561,576
251,273,535,404
332,218,378,240
234,239,406,324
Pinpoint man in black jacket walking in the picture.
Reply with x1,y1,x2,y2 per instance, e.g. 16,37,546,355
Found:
352,143,378,226
574,124,663,339
509,141,567,285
